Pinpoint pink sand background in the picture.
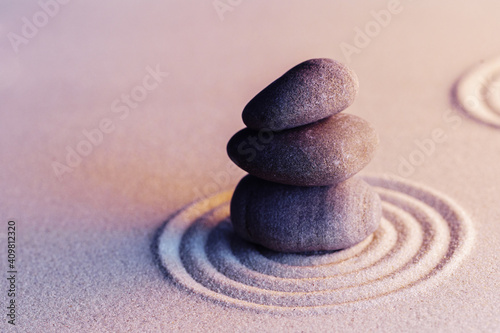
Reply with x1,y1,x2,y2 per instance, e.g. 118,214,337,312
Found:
1,0,499,331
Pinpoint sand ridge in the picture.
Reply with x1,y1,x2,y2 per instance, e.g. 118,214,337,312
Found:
156,175,475,314
455,56,500,128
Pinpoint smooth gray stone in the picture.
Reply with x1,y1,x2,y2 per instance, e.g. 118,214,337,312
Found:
230,175,381,252
226,113,379,186
242,58,359,131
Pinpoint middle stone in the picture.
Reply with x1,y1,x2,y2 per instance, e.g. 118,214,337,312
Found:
227,113,379,187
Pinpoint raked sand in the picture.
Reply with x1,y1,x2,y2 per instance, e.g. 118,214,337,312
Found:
1,1,500,332
156,175,475,312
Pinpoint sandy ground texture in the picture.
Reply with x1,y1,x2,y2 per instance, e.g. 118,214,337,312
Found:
1,0,500,332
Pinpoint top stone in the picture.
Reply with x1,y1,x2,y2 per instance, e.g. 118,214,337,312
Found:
242,58,359,131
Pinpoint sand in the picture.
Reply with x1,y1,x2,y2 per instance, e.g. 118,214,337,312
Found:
1,1,500,332
455,56,500,128
157,175,474,313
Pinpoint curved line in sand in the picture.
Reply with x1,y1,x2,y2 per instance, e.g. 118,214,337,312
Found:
157,175,475,313
229,216,397,278
455,56,500,128
254,231,375,267
206,205,414,283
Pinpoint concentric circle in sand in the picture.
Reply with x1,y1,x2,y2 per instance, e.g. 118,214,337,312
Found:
455,56,500,128
156,176,474,312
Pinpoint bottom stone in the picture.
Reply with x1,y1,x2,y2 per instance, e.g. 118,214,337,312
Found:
230,175,381,252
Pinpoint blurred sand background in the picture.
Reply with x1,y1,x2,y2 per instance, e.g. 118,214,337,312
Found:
1,0,500,331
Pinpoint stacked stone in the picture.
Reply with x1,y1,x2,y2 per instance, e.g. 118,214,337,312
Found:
227,58,381,253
